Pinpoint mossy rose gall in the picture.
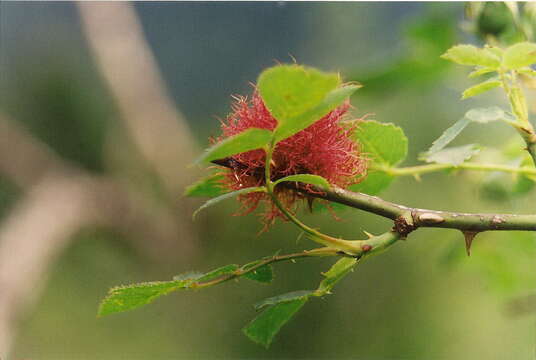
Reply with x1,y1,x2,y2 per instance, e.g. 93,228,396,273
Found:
213,91,367,226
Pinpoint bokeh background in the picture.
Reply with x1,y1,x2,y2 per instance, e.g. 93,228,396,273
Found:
0,2,535,359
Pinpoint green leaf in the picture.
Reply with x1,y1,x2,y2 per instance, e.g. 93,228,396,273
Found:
426,117,471,154
348,172,394,196
258,64,340,122
424,144,481,166
317,257,357,294
354,120,408,166
98,280,187,316
517,68,536,77
441,45,500,68
423,107,508,164
461,79,502,99
254,290,315,310
273,84,360,142
502,42,536,69
184,173,226,197
465,107,506,123
485,46,504,59
172,271,204,282
351,120,407,195
192,187,265,219
468,67,496,78
273,174,330,189
197,264,239,282
243,297,308,348
242,262,273,283
195,128,272,164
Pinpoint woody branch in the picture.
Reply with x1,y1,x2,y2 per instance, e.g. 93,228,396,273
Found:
213,159,536,233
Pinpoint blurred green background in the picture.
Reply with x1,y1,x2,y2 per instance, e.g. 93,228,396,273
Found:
0,2,534,359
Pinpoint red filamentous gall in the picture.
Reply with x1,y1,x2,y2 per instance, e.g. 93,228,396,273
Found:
213,91,367,227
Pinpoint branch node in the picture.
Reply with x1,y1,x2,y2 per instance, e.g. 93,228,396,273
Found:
491,215,505,229
393,215,417,238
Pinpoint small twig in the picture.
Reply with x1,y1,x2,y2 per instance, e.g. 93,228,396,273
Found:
195,247,341,289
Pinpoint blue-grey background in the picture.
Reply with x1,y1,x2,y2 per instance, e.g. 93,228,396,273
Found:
1,2,534,359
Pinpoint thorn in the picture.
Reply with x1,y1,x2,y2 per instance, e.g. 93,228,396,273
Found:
413,174,422,182
291,259,296,263
296,232,305,244
462,231,479,256
363,231,375,239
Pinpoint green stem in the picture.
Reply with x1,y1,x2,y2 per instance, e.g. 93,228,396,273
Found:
360,231,401,257
264,141,314,234
299,186,536,232
527,141,536,165
313,231,402,297
499,69,536,166
381,162,536,177
263,141,368,252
